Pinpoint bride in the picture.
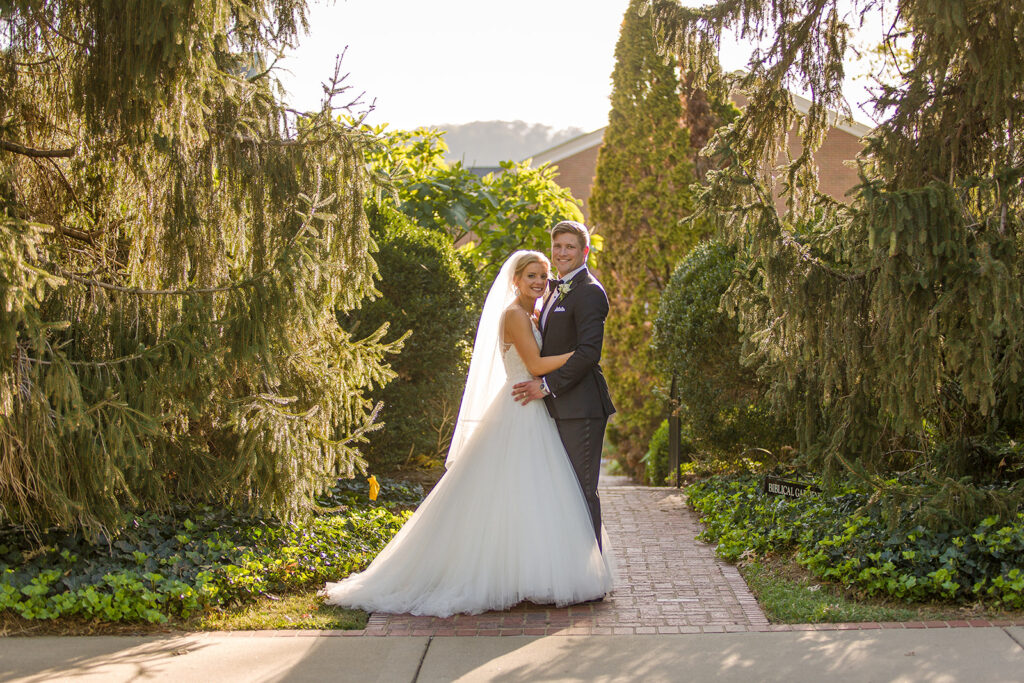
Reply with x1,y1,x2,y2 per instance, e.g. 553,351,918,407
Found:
322,250,614,617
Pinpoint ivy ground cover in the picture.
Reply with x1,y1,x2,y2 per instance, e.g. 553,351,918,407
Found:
687,474,1024,609
0,479,419,627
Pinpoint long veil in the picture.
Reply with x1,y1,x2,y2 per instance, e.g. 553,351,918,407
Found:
445,252,527,468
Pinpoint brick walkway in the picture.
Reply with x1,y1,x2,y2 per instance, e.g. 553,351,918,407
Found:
362,480,769,636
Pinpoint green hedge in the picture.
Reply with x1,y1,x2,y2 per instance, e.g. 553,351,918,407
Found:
642,419,698,485
343,202,477,469
651,239,794,461
0,479,420,623
688,474,1024,607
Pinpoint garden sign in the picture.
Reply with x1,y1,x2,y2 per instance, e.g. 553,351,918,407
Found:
762,475,819,499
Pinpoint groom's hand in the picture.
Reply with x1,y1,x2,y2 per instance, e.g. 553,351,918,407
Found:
512,379,545,405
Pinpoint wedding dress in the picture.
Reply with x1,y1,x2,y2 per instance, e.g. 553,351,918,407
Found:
322,254,614,617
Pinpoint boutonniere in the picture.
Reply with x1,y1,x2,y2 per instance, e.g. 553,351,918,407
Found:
555,282,573,302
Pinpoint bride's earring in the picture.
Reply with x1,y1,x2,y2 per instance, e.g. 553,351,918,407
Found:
513,286,520,296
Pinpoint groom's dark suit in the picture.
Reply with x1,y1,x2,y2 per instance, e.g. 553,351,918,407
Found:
540,267,616,546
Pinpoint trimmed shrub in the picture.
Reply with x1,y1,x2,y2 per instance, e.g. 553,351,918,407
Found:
651,239,794,460
642,419,697,486
342,203,476,469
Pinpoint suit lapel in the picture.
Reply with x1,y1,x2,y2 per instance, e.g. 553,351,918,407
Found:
540,290,556,341
563,269,590,299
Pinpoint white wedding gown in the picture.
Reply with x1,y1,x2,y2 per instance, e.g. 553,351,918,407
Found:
323,326,614,617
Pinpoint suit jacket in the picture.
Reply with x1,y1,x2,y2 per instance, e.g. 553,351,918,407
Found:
540,267,616,420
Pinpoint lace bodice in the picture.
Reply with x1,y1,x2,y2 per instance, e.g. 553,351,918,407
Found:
502,324,542,383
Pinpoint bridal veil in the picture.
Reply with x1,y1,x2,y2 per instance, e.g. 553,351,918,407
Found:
446,251,534,468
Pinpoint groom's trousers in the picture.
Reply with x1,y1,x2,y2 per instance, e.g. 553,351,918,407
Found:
555,417,608,550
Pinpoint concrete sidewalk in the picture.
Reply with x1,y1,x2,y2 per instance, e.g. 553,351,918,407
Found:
2,628,1022,682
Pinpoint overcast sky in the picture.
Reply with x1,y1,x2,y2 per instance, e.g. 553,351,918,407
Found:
278,0,881,133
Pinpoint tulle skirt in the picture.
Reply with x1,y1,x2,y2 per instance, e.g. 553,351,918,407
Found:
322,381,614,617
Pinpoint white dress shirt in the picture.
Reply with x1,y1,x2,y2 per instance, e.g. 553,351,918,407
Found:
541,264,586,330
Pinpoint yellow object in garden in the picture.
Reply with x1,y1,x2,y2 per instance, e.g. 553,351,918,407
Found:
368,475,380,501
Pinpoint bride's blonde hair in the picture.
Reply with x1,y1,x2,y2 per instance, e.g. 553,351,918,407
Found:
512,251,550,282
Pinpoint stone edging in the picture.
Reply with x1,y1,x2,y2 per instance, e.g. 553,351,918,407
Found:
204,619,1024,637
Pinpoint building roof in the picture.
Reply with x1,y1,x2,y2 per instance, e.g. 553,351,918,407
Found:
466,166,504,178
524,93,873,166
789,92,873,139
523,128,607,166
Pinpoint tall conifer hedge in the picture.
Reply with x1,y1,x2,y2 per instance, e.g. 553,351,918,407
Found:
590,0,731,475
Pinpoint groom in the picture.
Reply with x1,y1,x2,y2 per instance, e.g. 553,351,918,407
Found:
512,221,616,548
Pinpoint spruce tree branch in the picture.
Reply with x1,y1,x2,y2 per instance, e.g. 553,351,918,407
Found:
244,53,283,82
884,7,910,80
11,48,66,67
43,156,81,206
53,225,95,244
31,6,90,49
737,161,866,283
1,140,77,158
54,183,326,297
26,157,97,244
230,135,305,147
25,340,176,367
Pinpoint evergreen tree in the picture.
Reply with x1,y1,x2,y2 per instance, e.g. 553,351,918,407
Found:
0,1,397,535
589,0,725,476
648,0,1024,525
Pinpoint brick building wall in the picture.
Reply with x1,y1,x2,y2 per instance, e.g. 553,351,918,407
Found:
783,125,864,207
529,93,869,223
544,144,603,222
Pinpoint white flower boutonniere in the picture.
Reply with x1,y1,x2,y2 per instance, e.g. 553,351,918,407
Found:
555,282,573,302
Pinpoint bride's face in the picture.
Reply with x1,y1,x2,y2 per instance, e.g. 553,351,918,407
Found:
516,262,550,301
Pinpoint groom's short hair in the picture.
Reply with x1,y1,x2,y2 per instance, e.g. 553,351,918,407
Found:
551,221,590,250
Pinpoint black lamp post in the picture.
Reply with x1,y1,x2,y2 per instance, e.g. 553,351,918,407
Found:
668,373,681,489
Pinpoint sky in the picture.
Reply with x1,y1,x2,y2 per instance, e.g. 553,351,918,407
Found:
278,0,881,134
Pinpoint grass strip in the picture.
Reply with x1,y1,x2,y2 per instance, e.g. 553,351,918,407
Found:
199,590,367,631
740,555,1022,624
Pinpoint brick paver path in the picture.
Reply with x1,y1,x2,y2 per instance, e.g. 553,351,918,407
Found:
364,479,769,636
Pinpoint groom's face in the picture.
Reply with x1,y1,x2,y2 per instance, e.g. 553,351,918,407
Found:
551,233,588,277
